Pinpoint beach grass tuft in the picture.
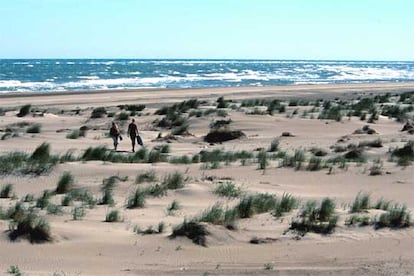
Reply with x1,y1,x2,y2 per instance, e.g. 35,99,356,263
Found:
105,209,122,222
289,198,338,236
213,181,243,198
9,211,52,243
55,172,75,194
127,188,146,208
0,183,14,198
170,219,209,246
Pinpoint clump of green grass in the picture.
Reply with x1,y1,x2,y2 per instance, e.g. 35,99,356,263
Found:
391,140,414,165
170,219,209,246
199,149,253,163
66,129,87,139
273,193,299,218
350,192,371,213
31,142,51,161
217,96,229,108
119,104,146,112
309,147,328,157
116,111,130,121
26,123,41,133
209,119,232,130
166,199,181,215
17,104,31,117
99,176,118,205
162,171,186,190
61,194,73,206
65,188,96,208
82,146,109,161
8,211,52,243
171,123,190,136
375,204,411,229
369,159,383,176
7,265,23,276
198,203,226,225
90,107,107,118
135,170,157,184
263,263,274,270
105,209,122,222
169,155,192,164
200,161,221,170
59,150,78,163
281,149,306,170
318,105,343,121
47,204,63,215
359,138,383,148
127,188,146,208
345,215,372,227
72,206,86,220
307,156,324,171
204,129,245,143
268,138,280,152
257,150,268,171
0,183,14,198
36,190,53,209
213,181,243,198
289,198,338,236
135,221,166,235
343,147,366,162
374,198,392,211
235,193,277,218
22,193,35,202
147,149,167,163
55,172,75,194
5,202,26,220
144,183,168,197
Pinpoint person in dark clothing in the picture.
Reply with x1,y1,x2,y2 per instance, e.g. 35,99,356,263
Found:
109,121,120,151
127,118,138,152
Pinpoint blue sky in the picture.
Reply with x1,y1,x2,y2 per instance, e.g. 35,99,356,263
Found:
1,0,413,60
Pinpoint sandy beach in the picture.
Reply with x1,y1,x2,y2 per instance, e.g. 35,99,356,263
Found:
0,83,413,275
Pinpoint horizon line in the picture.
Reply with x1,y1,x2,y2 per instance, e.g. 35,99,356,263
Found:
1,57,413,62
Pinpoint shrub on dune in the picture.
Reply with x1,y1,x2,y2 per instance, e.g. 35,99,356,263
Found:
55,172,75,194
127,188,146,208
204,129,245,143
162,171,186,190
170,219,209,247
135,170,157,184
213,181,243,198
273,193,299,218
26,123,41,133
105,209,122,222
0,183,14,198
375,204,411,229
289,198,338,236
9,211,52,243
350,192,371,213
17,104,31,117
235,193,277,218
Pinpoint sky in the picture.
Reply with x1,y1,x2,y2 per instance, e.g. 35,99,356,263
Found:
0,0,413,60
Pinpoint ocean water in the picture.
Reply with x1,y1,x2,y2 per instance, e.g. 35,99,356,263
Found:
0,59,414,93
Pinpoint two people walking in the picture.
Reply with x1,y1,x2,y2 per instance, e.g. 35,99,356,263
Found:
109,118,143,152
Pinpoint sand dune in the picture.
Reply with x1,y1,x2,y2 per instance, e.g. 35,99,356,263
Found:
0,83,413,275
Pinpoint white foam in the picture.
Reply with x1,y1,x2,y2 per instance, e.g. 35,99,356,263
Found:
78,76,100,80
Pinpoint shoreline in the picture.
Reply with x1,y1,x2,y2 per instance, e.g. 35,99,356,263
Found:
1,82,413,108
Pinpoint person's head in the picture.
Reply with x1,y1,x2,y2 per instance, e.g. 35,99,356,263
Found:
132,118,135,123
112,122,116,126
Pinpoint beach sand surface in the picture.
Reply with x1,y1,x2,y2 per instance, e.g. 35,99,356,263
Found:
0,83,413,275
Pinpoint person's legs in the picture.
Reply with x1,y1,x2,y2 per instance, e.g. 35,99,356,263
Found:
130,135,136,152
112,136,118,150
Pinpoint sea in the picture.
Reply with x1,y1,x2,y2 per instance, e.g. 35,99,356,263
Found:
0,59,414,93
